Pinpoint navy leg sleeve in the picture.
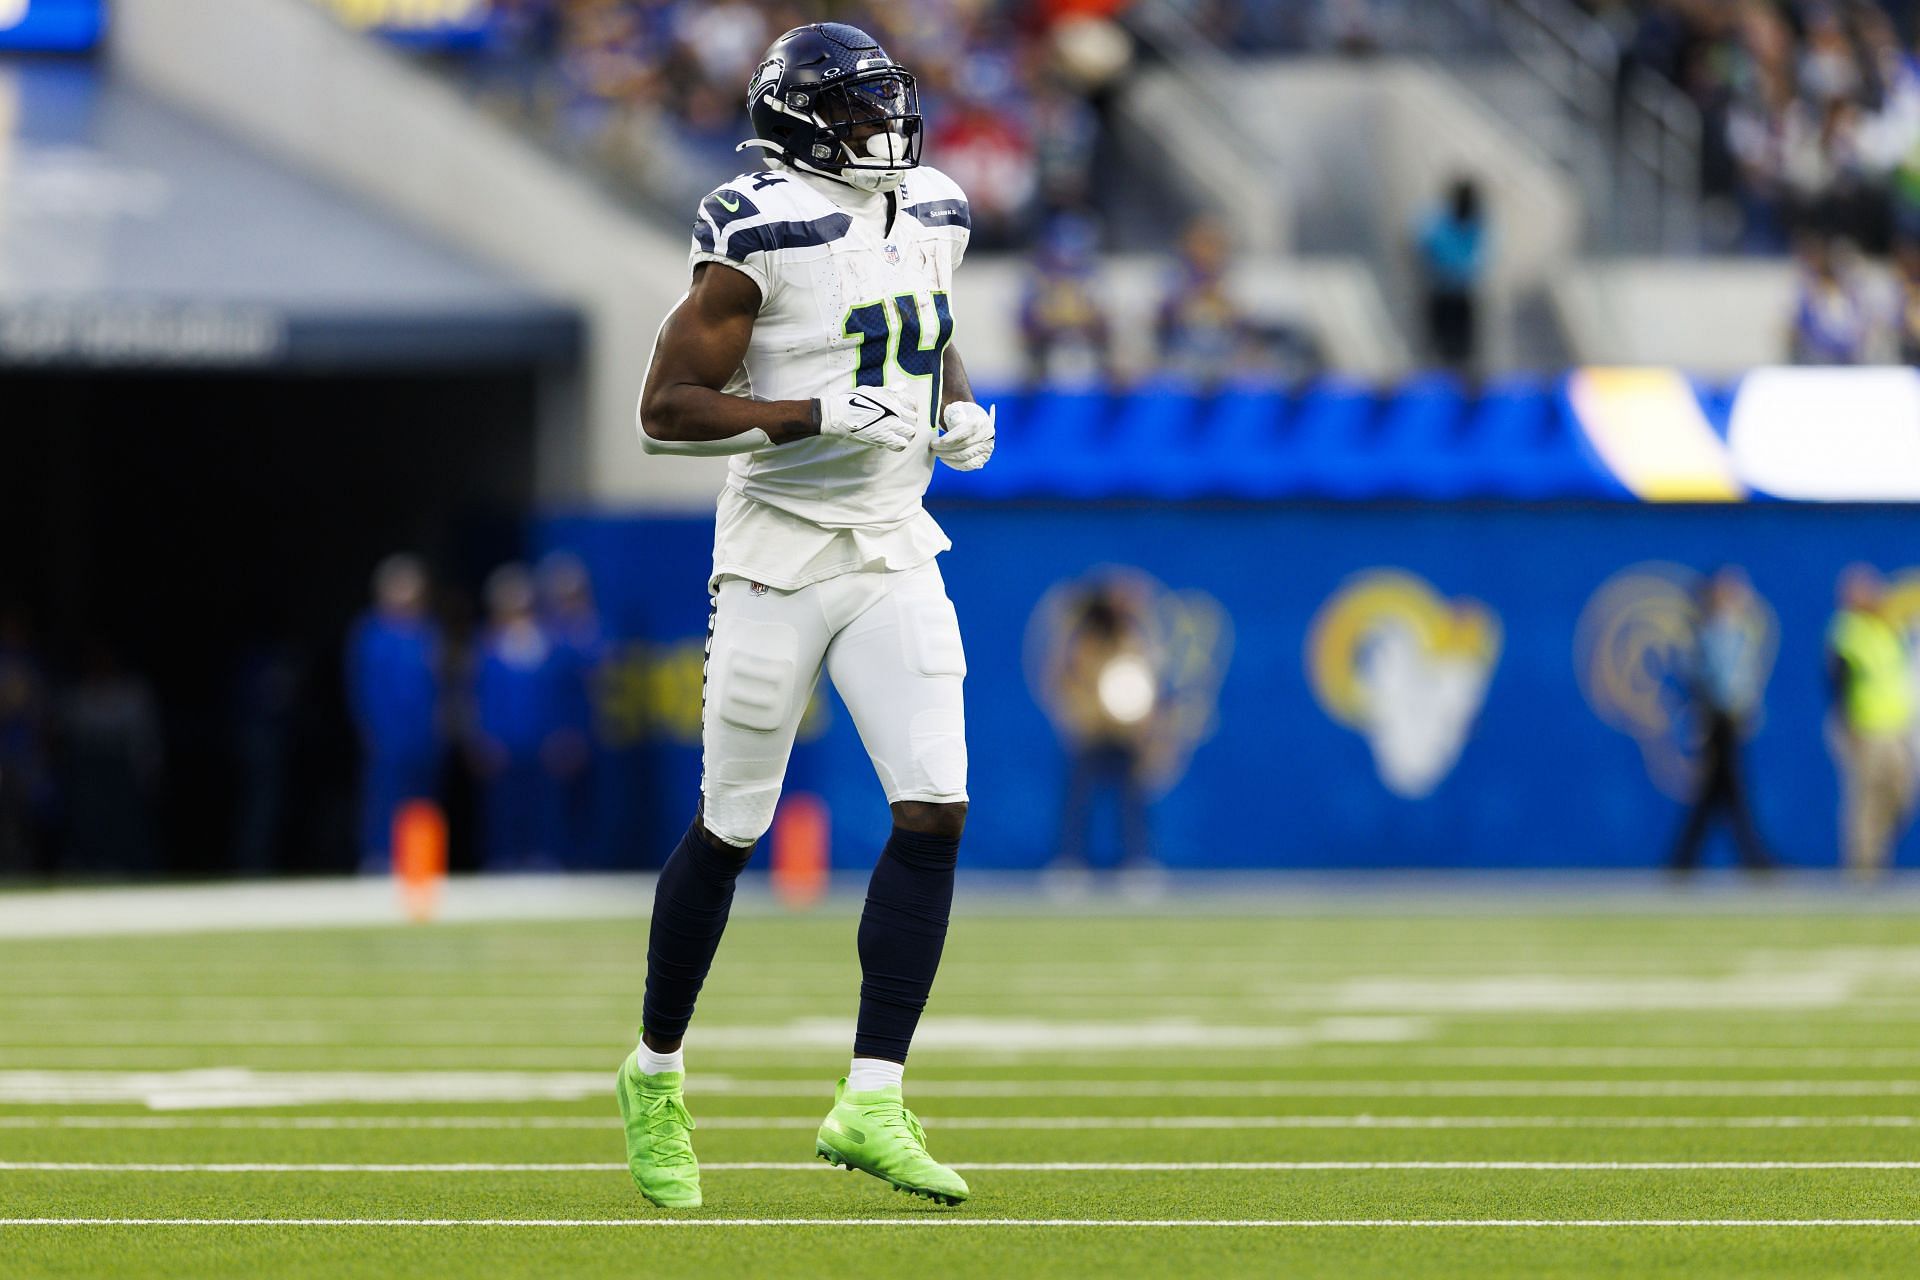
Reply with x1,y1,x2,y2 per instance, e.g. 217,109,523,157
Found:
853,826,960,1062
642,821,752,1042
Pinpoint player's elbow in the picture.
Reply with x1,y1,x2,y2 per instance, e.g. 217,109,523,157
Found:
636,389,685,452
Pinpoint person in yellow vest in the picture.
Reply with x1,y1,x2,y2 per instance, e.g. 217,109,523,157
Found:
1827,565,1917,877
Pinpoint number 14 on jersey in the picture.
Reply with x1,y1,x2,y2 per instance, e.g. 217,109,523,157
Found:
843,292,953,426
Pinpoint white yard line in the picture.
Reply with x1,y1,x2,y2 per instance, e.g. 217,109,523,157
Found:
1,1114,1917,1131
13,1069,1920,1109
1,1217,1917,1229
0,1019,1434,1057
4,1160,1919,1173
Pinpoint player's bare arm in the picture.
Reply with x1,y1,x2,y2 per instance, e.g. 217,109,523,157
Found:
935,343,995,471
638,262,814,453
940,343,974,416
640,263,920,456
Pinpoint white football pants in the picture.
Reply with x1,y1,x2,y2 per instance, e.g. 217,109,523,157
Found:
700,560,968,848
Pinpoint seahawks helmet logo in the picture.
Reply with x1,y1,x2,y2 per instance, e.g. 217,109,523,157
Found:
748,57,783,103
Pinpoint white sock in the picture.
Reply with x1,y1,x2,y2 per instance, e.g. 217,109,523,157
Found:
847,1057,904,1093
638,1043,684,1078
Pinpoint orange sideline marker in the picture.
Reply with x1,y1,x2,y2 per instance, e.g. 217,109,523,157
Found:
771,792,830,910
393,799,448,923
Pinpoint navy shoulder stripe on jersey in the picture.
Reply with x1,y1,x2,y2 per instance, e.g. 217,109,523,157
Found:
693,219,716,253
723,213,852,261
906,198,970,230
700,189,761,236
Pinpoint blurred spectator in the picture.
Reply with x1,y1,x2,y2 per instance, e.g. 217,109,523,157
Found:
1416,176,1489,373
434,1,1149,225
1826,563,1916,878
1019,213,1114,385
229,621,303,878
1600,0,1920,255
537,551,607,867
1669,567,1775,874
1156,216,1253,383
0,610,51,878
470,563,565,873
1789,234,1876,363
57,639,163,878
1046,581,1159,879
1894,239,1920,360
929,75,1039,249
346,554,444,875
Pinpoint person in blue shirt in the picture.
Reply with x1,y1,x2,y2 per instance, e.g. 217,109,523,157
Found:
345,555,443,875
537,551,607,868
1670,567,1776,873
471,562,567,873
1418,177,1488,372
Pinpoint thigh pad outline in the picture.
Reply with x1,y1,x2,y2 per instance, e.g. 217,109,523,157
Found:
714,619,800,734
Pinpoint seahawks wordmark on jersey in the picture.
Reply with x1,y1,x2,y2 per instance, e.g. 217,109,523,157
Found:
689,164,971,532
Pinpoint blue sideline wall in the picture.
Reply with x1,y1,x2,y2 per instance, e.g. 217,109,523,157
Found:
538,503,1920,873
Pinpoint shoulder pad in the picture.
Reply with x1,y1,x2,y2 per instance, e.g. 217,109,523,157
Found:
901,166,971,232
692,173,851,264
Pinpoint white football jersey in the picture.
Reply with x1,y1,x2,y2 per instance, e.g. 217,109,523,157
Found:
689,163,971,532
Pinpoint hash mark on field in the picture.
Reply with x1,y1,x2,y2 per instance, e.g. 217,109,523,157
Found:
4,1114,1920,1131
2,1218,1919,1229
6,1161,1920,1173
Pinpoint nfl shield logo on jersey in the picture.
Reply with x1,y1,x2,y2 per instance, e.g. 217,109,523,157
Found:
883,244,901,266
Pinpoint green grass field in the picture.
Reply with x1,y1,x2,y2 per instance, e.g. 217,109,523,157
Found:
5,886,1920,1277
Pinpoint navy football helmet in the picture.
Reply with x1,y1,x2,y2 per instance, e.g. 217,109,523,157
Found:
741,23,922,192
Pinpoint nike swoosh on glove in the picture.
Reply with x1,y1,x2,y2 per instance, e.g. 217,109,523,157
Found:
817,387,919,452
933,401,995,471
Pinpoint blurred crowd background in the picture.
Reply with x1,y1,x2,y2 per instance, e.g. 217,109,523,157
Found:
7,0,1920,883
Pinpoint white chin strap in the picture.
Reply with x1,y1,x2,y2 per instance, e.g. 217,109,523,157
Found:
835,165,907,193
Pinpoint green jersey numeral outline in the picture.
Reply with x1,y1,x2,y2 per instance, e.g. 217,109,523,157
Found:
840,291,953,427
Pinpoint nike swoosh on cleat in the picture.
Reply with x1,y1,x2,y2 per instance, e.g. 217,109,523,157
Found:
823,1119,866,1145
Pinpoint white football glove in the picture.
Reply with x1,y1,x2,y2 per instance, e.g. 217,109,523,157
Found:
816,387,919,452
934,401,996,471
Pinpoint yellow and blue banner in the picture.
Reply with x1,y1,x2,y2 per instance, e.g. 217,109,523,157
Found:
540,503,1920,873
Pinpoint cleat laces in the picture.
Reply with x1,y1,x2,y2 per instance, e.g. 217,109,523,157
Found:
638,1090,697,1167
870,1099,930,1156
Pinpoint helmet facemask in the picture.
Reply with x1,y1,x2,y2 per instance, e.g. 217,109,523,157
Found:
754,67,923,193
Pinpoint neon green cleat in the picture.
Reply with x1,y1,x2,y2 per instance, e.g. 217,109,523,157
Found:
616,1051,701,1208
814,1078,970,1205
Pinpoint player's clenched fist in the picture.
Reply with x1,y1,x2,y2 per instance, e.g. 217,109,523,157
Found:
815,387,920,452
934,401,995,471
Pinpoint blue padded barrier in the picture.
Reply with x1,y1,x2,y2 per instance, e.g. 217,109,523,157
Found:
1105,377,1210,499
1196,379,1298,498
1373,373,1471,500
1292,378,1384,500
930,377,1641,502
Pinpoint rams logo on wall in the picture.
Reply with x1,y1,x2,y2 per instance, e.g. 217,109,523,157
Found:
1306,570,1501,799
1575,562,1777,800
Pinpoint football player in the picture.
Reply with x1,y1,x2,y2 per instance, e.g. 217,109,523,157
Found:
616,23,994,1209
